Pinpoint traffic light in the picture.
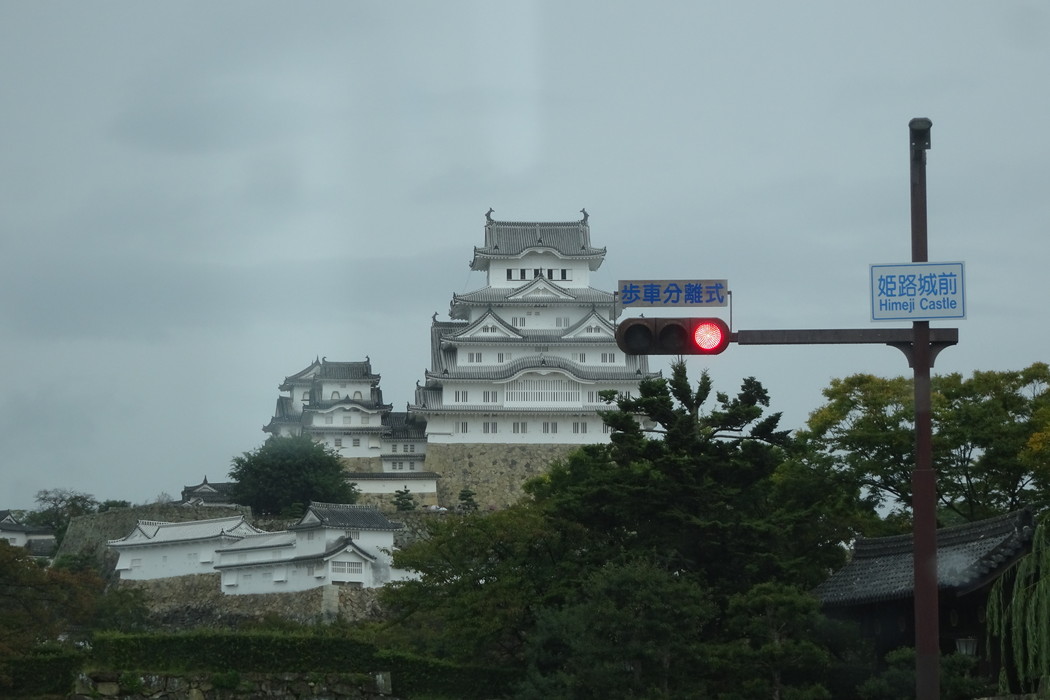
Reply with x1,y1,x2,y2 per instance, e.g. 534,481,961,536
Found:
615,317,731,355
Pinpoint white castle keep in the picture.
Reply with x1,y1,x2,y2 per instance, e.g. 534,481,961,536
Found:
264,212,657,503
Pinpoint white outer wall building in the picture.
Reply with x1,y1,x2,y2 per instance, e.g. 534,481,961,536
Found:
107,516,265,581
213,502,416,595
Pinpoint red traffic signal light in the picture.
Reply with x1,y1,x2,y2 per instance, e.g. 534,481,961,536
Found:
615,317,731,355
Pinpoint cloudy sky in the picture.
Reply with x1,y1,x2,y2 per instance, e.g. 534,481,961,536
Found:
2,2,1047,511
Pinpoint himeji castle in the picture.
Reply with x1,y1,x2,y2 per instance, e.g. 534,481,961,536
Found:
263,211,657,507
410,210,658,445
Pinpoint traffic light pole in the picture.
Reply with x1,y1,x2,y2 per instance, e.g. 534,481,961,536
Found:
731,119,943,700
909,117,939,700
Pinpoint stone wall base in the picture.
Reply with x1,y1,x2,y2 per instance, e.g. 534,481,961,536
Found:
74,670,396,699
424,443,579,508
123,574,384,628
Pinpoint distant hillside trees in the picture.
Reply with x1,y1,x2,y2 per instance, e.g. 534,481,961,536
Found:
25,488,101,547
228,435,358,515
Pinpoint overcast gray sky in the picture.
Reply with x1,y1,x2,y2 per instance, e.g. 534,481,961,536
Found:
2,2,1047,511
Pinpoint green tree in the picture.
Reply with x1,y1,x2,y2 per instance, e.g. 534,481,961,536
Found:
0,542,100,684
801,363,1050,522
457,487,479,513
713,583,834,700
383,362,874,695
24,488,100,546
392,488,416,511
228,435,358,515
382,505,586,665
528,365,867,593
517,559,718,699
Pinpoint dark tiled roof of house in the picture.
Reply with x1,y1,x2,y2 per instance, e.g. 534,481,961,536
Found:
815,509,1035,607
317,360,380,383
293,502,403,531
180,477,237,505
384,411,426,439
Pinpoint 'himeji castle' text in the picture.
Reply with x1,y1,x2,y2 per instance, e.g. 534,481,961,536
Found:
869,262,966,321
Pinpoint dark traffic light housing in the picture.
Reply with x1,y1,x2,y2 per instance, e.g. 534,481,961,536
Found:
615,317,731,355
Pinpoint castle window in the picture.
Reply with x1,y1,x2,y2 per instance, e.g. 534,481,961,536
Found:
325,416,334,425
334,438,342,447
391,444,397,453
468,352,482,363
556,317,570,328
577,353,586,363
361,416,370,425
456,422,469,434
483,421,498,434
483,390,498,402
519,269,527,280
512,317,525,327
455,390,469,402
573,422,588,434
543,421,558,434
352,438,360,447
331,391,340,400
506,269,513,280
513,421,527,434
343,415,351,425
601,352,617,363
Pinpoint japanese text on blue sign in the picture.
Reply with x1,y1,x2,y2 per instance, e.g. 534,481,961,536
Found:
618,279,729,308
869,262,966,321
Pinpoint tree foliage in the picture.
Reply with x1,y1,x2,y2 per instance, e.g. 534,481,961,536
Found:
392,488,416,512
800,363,1050,522
0,543,99,683
382,362,875,696
228,435,358,515
25,488,100,546
988,515,1050,693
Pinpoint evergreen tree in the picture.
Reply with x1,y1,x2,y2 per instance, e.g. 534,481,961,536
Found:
393,488,416,511
383,362,874,696
228,436,358,515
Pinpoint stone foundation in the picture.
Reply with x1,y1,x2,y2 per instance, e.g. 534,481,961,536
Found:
424,443,579,508
74,670,395,699
122,574,384,628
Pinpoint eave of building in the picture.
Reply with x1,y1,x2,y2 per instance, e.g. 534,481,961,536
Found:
426,359,652,383
301,425,387,435
442,335,614,348
452,284,614,307
347,471,440,480
411,406,617,416
109,533,246,549
305,401,391,415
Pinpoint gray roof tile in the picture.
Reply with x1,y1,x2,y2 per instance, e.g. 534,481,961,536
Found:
814,509,1035,606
